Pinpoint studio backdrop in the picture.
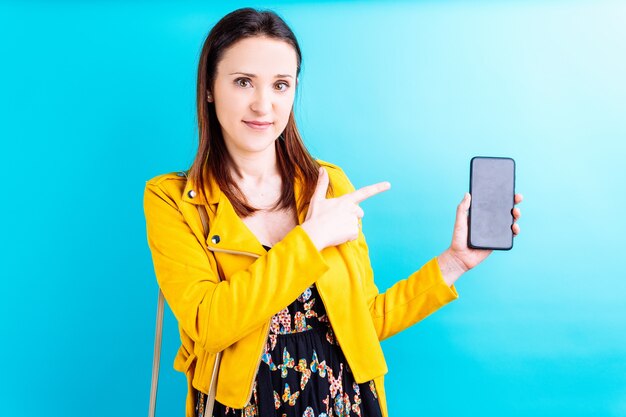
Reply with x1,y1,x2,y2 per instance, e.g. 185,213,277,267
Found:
1,1,625,416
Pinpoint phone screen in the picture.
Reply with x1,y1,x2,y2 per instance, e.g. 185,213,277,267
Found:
468,157,516,250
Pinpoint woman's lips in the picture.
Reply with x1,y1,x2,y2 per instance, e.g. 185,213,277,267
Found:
243,121,272,131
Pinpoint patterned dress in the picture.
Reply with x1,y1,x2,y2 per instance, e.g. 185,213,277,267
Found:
195,245,383,417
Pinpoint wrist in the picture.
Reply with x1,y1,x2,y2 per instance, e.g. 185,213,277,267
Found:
437,248,468,287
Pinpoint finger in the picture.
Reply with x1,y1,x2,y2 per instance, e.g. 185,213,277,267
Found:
515,193,523,204
512,207,521,220
344,181,391,204
512,223,520,235
310,167,330,203
355,205,364,219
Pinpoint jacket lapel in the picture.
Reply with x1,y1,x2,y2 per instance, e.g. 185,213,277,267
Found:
208,192,266,257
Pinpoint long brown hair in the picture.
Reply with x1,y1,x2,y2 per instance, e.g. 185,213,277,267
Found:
189,7,325,218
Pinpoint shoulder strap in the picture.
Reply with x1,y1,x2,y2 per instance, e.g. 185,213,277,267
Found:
149,170,212,417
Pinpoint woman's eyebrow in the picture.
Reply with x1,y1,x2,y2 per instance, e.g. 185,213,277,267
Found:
229,72,293,79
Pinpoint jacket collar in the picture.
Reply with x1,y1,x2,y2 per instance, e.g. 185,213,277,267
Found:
182,171,310,256
182,174,220,206
182,172,306,214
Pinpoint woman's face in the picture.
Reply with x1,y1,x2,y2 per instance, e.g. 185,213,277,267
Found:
210,36,298,158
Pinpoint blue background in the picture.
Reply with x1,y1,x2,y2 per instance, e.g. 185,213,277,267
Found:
1,1,625,416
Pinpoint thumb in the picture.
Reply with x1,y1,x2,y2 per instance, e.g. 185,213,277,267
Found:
454,193,471,232
461,192,471,211
310,167,330,203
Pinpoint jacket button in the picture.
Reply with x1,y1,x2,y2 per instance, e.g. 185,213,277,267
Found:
187,190,196,198
211,235,220,244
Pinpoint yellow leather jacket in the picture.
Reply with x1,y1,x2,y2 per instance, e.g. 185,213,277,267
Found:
143,160,458,417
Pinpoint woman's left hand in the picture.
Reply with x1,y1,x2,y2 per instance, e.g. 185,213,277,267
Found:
437,193,523,286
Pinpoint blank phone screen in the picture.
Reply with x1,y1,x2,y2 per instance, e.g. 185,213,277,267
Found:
469,157,515,250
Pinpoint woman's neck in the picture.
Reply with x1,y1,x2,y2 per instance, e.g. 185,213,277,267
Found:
229,147,281,186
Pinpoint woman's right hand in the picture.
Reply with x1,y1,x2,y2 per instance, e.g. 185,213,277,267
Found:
301,167,391,251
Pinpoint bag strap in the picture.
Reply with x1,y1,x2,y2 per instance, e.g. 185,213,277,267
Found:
149,171,214,417
198,199,220,417
148,289,165,417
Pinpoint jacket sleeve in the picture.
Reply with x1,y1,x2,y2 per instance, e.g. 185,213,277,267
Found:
355,226,459,341
143,180,330,354
329,165,459,341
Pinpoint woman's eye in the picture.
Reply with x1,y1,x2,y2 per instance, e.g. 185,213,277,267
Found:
276,82,289,91
236,78,250,88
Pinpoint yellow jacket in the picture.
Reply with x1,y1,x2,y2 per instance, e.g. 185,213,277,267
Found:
143,160,458,417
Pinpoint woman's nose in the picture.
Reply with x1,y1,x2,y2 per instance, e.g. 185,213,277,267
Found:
250,88,272,113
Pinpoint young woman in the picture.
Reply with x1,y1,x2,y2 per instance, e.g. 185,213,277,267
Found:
144,7,522,417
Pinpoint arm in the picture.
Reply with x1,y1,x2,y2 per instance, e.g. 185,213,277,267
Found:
143,182,329,354
355,223,459,342
324,166,458,341
359,191,523,341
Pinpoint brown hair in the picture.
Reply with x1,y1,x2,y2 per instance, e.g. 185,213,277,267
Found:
189,7,325,218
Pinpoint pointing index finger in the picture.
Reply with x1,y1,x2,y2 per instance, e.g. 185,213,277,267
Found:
344,181,391,204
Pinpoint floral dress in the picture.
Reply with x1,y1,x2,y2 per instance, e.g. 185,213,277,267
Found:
195,245,383,417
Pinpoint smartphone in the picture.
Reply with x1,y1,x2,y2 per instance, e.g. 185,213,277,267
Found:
468,156,516,250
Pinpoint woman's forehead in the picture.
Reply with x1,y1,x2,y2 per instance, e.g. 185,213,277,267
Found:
217,36,297,78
